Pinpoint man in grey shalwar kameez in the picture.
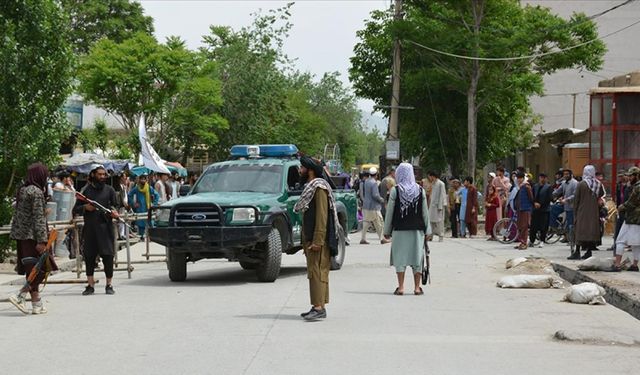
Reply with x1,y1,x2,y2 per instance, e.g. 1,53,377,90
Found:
427,171,447,242
384,163,431,295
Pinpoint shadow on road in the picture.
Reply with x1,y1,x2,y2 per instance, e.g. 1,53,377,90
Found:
127,266,307,287
235,313,301,321
344,290,395,296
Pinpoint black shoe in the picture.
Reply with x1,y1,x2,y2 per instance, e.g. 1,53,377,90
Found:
560,238,568,243
105,285,115,295
567,251,581,260
580,250,593,260
628,264,639,272
300,307,315,318
82,286,95,296
302,308,327,321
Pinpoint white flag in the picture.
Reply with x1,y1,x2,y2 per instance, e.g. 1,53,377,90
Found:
138,116,171,174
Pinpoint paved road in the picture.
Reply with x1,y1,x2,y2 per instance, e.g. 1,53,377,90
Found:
1,237,639,375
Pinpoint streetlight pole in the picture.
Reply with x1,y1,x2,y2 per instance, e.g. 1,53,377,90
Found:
388,0,403,140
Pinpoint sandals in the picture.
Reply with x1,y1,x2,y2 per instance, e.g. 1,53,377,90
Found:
393,288,404,296
414,287,424,295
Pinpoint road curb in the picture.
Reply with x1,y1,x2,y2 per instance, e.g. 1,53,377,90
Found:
552,262,640,321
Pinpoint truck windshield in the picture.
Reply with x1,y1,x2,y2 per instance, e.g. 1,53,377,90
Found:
193,163,283,194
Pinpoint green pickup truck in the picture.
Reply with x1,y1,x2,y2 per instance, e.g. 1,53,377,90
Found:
149,145,358,282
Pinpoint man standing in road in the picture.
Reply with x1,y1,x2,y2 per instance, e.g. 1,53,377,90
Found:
361,167,390,245
553,169,579,244
614,167,640,272
154,172,169,204
8,163,59,315
128,173,159,239
448,179,461,238
571,165,606,260
74,165,120,295
492,167,511,219
427,171,447,242
514,171,534,250
612,170,632,250
295,156,339,321
461,177,479,238
379,166,396,217
529,173,552,248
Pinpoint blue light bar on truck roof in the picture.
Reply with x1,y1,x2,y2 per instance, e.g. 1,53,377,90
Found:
230,144,299,158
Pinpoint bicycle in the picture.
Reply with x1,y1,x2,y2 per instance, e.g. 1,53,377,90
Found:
493,212,519,244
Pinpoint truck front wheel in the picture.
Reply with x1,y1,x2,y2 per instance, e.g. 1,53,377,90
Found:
256,227,282,282
330,224,346,270
166,247,187,282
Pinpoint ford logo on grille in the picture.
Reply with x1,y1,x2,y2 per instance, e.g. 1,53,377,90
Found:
191,213,207,221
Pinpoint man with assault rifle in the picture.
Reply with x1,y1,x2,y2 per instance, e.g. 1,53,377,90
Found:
8,163,59,315
74,164,120,296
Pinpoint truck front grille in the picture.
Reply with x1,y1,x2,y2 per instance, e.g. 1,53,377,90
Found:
174,206,222,227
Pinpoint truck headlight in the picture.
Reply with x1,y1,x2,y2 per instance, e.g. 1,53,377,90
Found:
230,207,256,225
156,208,171,224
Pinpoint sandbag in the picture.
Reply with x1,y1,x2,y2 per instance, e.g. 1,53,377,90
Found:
497,274,563,289
563,282,606,305
506,257,528,269
577,257,630,271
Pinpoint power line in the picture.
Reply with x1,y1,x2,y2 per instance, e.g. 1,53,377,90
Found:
544,111,589,118
407,17,640,62
540,91,587,97
412,0,637,38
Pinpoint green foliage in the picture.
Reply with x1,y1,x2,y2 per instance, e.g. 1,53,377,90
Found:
350,0,606,176
201,4,376,169
0,198,14,262
109,132,137,160
60,0,154,55
75,118,109,153
201,5,294,160
76,128,97,152
93,118,109,152
77,32,192,132
0,0,74,197
166,59,229,165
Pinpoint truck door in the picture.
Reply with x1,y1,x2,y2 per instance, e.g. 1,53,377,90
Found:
285,164,303,245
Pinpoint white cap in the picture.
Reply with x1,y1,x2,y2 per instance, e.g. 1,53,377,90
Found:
369,167,378,175
90,163,105,172
489,172,496,178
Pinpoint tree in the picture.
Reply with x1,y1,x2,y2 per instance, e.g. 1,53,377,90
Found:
201,5,294,160
77,32,191,134
60,0,154,55
350,0,605,176
166,58,228,165
0,0,74,258
0,0,74,195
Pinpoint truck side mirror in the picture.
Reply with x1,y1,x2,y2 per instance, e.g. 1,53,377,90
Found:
179,184,191,196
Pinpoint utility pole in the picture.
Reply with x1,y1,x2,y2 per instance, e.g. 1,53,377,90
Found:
571,93,577,129
388,0,403,140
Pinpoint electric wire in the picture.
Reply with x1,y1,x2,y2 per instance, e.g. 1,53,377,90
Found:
407,17,640,62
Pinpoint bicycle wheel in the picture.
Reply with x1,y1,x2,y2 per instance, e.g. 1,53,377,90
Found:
494,218,519,244
545,227,561,244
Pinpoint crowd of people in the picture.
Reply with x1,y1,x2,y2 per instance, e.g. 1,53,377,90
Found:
6,157,640,320
352,162,640,275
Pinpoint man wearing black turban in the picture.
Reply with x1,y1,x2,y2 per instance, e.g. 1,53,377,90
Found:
299,156,337,190
294,155,340,321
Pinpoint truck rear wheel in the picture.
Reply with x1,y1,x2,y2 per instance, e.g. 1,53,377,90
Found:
256,227,282,282
166,247,187,282
330,224,346,270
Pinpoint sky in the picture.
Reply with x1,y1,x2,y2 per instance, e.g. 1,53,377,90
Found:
140,0,391,131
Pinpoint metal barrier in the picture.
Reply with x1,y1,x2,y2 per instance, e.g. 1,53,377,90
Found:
0,211,161,283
